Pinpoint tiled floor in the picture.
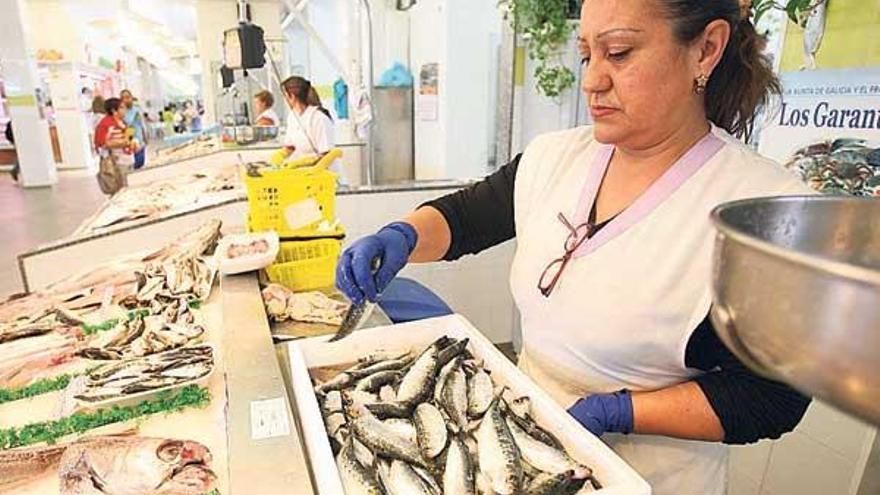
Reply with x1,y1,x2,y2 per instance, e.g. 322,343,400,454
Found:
0,170,106,296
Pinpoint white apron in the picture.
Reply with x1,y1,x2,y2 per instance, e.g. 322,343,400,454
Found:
509,125,809,495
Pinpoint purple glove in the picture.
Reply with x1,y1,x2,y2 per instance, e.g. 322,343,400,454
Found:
336,222,418,305
568,390,634,437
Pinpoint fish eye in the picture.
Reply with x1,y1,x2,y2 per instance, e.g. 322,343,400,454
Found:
158,441,184,462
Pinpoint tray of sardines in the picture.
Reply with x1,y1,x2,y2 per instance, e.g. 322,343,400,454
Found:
286,314,650,495
70,344,215,412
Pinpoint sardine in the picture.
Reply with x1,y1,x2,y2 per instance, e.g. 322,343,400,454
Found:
444,435,476,495
467,367,494,418
364,401,413,419
506,418,591,479
434,356,461,404
382,418,418,445
378,459,438,495
476,400,522,495
437,338,469,368
414,402,448,459
397,344,440,406
354,370,402,392
440,366,469,433
336,439,383,495
347,402,427,468
525,470,586,495
350,355,412,378
502,398,564,450
316,372,355,394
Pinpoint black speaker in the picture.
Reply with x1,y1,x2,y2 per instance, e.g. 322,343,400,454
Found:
223,23,266,70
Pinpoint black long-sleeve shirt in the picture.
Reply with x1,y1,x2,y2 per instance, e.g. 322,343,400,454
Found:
423,154,810,445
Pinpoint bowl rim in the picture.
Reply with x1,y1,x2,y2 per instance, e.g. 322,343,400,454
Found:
710,195,880,286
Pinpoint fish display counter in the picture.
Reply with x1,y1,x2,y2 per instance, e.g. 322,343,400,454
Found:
0,220,315,495
17,180,481,293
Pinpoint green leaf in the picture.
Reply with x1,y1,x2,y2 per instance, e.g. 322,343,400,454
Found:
0,373,77,405
0,385,210,450
81,318,120,336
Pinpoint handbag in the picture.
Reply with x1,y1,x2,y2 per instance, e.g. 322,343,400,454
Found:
96,150,128,195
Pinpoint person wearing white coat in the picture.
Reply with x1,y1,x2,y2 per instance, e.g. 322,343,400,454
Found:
335,1,812,494
267,76,346,184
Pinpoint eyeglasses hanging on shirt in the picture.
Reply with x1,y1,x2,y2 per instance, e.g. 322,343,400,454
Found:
538,207,618,297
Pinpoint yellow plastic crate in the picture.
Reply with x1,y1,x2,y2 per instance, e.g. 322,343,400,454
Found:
244,149,342,237
265,238,342,292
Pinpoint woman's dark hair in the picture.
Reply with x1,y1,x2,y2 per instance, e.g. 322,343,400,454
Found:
91,95,106,114
254,90,275,109
660,0,779,141
104,97,122,116
281,76,332,120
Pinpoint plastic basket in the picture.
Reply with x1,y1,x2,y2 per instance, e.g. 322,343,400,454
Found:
265,238,342,291
244,149,342,237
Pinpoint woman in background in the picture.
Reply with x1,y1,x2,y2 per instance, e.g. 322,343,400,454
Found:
268,76,344,182
253,90,280,127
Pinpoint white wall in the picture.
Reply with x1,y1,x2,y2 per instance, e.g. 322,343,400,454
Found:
730,402,877,495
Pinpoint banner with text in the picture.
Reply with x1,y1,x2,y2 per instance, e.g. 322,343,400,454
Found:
759,68,880,196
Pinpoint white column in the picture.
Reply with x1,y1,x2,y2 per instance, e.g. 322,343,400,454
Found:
0,0,57,187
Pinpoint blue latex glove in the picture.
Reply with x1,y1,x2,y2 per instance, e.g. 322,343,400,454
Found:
568,390,634,437
336,222,418,305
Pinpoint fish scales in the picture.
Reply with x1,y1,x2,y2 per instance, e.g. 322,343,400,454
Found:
477,401,522,495
444,435,476,495
414,402,448,459
506,418,591,480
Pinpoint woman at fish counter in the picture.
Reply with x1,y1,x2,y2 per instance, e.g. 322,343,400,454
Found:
336,1,811,494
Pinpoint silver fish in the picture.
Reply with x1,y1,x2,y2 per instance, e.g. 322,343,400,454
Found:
414,402,448,459
336,439,383,495
382,418,418,445
397,344,440,405
364,401,413,420
316,372,355,394
437,338,470,368
506,418,591,479
444,435,476,495
355,370,402,392
377,459,438,495
347,401,427,468
467,367,494,418
525,470,586,495
350,355,413,378
434,356,461,404
440,366,469,433
476,400,522,495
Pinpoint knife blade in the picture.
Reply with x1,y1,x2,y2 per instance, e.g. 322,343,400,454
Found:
328,256,382,342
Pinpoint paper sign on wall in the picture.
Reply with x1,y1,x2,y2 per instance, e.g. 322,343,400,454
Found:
417,63,439,121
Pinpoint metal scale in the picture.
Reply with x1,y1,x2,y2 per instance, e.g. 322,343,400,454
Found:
711,195,880,425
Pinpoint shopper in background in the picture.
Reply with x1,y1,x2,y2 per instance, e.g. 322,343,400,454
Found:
5,122,18,183
94,97,134,194
268,76,344,182
253,90,280,127
120,90,147,170
336,1,810,494
89,96,106,130
182,101,197,132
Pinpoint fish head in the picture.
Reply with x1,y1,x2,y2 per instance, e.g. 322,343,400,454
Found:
157,464,217,494
154,439,216,493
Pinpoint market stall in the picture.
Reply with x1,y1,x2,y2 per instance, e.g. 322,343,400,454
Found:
0,220,314,495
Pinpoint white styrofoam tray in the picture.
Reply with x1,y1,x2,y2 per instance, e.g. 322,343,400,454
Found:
286,314,651,495
216,231,279,275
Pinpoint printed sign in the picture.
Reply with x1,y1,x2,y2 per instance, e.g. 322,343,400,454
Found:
758,68,880,196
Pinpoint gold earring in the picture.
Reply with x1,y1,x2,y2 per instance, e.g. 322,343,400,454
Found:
694,74,709,95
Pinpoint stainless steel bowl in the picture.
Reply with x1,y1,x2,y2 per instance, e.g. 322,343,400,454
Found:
710,195,880,425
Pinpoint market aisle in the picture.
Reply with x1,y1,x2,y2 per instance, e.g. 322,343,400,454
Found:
0,170,105,295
